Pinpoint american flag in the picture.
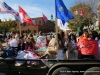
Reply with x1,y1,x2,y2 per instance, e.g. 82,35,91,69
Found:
0,0,21,22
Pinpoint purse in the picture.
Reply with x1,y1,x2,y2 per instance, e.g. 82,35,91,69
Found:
47,46,57,54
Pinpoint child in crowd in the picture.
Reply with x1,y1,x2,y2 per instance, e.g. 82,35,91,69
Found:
66,43,78,60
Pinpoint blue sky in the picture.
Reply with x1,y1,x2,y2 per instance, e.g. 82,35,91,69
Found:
0,0,75,21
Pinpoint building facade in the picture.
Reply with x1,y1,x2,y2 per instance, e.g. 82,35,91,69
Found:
16,17,55,34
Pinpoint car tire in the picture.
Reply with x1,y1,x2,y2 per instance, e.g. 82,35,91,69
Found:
52,67,74,75
83,67,100,75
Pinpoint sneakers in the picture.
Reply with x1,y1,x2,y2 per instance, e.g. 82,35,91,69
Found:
15,63,22,66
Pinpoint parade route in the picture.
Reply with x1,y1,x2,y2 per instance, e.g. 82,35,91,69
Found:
0,73,5,75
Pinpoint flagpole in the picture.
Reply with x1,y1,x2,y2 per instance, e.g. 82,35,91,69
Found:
18,6,21,37
54,0,59,52
19,21,21,37
55,19,59,51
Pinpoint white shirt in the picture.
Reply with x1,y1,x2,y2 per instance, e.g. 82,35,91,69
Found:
9,39,18,47
37,36,46,44
37,36,46,47
95,37,98,40
64,41,68,47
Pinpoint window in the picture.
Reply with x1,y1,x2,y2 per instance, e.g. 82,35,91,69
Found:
39,20,41,25
35,21,37,24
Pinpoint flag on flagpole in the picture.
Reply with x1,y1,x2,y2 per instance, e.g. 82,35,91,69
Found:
0,0,21,22
57,19,69,31
19,6,36,26
55,0,74,24
55,0,74,31
42,13,48,22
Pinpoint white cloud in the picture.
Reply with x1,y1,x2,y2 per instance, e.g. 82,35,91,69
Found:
21,4,54,19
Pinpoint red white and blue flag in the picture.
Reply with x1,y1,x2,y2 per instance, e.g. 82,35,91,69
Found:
0,0,21,22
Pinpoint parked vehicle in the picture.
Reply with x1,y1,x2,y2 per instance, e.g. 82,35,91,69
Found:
0,58,100,75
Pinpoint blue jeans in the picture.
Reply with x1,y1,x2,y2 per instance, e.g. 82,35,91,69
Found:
2,47,17,58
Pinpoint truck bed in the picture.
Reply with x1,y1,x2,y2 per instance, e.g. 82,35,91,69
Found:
0,57,100,75
0,58,51,74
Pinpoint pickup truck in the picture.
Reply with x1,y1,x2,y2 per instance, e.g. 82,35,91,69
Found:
0,58,100,75
0,43,100,75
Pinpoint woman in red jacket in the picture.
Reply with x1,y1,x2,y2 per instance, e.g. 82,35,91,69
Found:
77,30,95,59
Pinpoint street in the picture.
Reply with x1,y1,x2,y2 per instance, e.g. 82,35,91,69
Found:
0,73,5,75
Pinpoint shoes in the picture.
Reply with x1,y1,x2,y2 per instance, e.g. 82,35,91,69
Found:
15,63,21,66
41,66,46,68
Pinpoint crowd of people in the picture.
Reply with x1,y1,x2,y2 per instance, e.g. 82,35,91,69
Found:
0,29,100,66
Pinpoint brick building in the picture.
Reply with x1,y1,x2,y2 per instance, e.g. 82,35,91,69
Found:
16,17,55,34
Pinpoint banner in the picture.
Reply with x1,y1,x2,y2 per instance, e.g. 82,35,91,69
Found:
77,38,98,56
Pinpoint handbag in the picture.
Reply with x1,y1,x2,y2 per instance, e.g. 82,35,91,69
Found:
47,46,57,54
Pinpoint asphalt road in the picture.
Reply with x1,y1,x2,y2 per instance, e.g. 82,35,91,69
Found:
0,73,5,75
0,73,41,75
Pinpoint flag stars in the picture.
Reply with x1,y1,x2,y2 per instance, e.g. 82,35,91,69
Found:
59,6,63,11
56,0,74,25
